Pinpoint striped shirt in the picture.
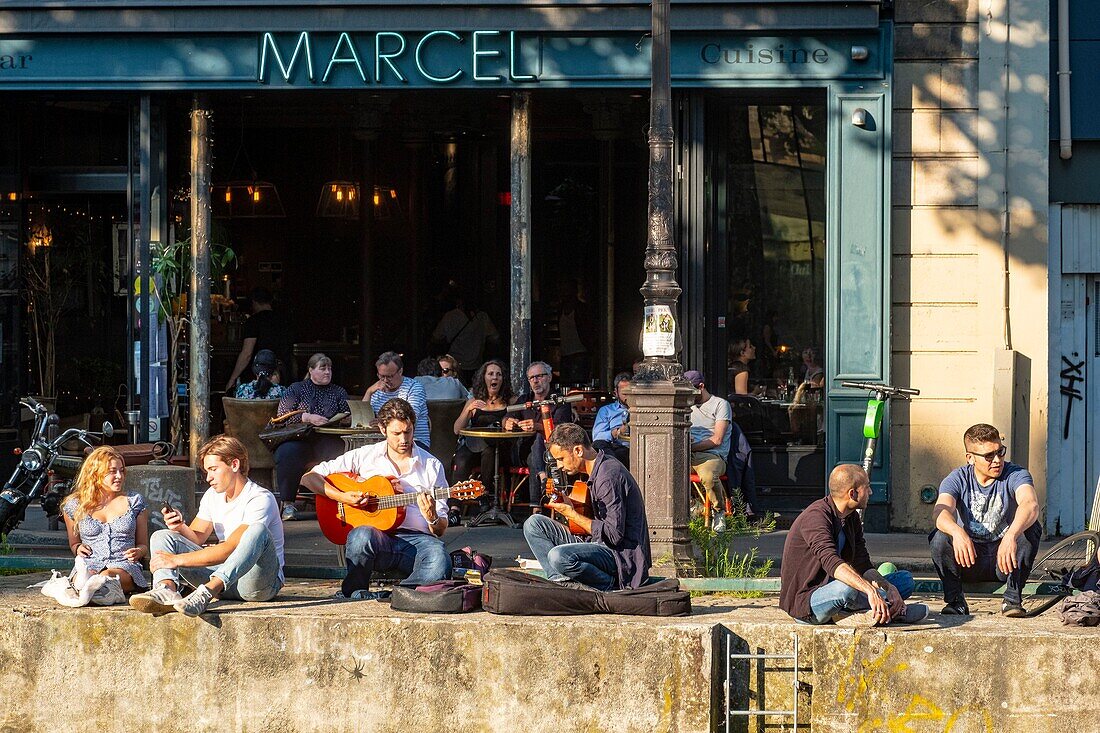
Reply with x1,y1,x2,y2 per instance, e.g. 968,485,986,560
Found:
369,377,431,447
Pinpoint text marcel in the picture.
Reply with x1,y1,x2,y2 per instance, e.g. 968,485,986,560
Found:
258,31,537,85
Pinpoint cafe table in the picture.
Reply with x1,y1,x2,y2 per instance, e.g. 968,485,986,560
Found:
458,427,536,527
315,425,385,453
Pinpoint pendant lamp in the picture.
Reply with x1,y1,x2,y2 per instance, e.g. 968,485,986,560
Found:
210,109,285,219
316,181,360,219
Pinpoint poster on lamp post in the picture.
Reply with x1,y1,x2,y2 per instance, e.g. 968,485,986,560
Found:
642,305,676,357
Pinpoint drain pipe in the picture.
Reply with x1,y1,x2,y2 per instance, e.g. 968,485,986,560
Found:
1058,0,1072,159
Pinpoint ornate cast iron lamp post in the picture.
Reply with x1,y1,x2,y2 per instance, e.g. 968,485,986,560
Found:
628,0,695,569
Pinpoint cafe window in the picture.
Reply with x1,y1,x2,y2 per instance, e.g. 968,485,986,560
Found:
709,94,827,508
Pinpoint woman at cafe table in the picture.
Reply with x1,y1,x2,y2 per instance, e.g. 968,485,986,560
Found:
450,359,515,525
272,352,350,521
728,338,757,395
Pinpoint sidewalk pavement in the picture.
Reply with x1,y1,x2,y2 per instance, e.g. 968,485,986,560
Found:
9,504,1059,576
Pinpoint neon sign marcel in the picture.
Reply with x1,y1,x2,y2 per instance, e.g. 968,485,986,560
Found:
258,31,538,84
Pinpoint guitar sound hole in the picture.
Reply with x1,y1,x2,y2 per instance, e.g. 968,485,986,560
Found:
362,496,380,512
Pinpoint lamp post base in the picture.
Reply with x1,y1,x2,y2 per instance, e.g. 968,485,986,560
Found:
625,379,696,574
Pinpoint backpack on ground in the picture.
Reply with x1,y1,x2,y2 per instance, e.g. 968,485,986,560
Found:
1058,590,1100,627
481,568,691,617
1067,560,1100,592
390,580,483,614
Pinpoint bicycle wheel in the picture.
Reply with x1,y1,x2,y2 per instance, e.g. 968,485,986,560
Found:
1021,531,1100,617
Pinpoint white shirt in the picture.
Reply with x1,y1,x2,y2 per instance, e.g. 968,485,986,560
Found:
196,479,286,583
690,394,733,458
310,441,450,534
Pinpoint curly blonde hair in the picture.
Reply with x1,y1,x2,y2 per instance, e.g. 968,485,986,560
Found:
67,446,125,521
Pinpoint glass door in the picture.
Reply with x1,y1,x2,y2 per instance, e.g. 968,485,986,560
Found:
707,93,828,512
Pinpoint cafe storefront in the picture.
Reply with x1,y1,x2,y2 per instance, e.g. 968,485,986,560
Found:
0,0,895,525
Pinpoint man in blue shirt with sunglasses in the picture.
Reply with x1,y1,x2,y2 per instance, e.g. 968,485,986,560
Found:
928,423,1041,617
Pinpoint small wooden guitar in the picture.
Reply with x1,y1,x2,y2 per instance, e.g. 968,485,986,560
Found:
315,473,485,544
546,478,593,536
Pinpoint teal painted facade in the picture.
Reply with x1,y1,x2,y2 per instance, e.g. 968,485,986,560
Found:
0,31,884,89
0,6,894,515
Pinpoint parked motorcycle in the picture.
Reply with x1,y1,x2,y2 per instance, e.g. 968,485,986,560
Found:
0,398,113,538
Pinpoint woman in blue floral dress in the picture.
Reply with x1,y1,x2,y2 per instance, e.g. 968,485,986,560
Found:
62,446,150,602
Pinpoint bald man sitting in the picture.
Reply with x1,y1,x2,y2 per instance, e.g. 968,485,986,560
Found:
779,464,927,626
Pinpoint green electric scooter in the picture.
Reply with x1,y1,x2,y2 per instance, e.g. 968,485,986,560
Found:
840,380,920,478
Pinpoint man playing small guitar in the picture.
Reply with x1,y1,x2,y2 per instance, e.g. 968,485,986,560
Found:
522,423,652,591
300,398,451,600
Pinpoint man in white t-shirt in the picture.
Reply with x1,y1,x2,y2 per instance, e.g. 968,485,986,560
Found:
128,435,285,617
684,370,733,531
301,397,452,600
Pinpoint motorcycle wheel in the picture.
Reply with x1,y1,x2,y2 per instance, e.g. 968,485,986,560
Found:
0,500,19,539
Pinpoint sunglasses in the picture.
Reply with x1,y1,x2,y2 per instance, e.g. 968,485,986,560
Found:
441,367,456,375
968,446,1007,463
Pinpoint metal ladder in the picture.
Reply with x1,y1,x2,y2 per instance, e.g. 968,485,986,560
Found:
725,632,801,731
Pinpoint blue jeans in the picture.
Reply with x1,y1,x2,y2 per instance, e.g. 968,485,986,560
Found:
928,525,1040,605
150,525,283,602
523,513,618,591
342,527,451,596
804,570,915,624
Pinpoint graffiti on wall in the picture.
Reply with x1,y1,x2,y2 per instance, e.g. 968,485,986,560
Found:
1060,354,1085,439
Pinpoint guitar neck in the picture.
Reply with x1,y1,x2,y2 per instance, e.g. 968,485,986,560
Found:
375,486,451,510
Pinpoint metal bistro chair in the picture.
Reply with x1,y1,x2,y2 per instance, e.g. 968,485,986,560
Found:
691,421,755,525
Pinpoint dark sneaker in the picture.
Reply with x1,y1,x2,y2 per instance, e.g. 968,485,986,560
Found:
940,601,970,616
1001,600,1027,618
334,589,391,601
129,585,184,615
896,603,929,624
447,509,462,528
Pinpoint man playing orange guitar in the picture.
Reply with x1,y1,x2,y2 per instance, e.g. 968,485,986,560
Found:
300,398,451,600
522,423,651,590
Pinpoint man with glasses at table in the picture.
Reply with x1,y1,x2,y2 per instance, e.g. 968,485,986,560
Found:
503,361,575,507
928,423,1041,617
362,351,431,448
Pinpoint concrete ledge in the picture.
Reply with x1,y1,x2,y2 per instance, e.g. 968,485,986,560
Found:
2,575,1096,733
0,575,716,733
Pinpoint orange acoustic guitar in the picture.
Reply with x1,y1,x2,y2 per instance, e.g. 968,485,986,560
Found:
546,479,593,536
315,473,485,545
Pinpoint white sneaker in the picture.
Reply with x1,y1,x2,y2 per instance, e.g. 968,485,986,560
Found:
129,585,184,615
174,585,215,617
90,576,126,606
711,513,728,532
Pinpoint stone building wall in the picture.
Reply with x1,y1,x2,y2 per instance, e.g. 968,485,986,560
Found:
889,0,1049,530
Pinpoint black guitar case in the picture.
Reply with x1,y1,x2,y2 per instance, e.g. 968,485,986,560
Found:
481,568,691,617
391,580,482,614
